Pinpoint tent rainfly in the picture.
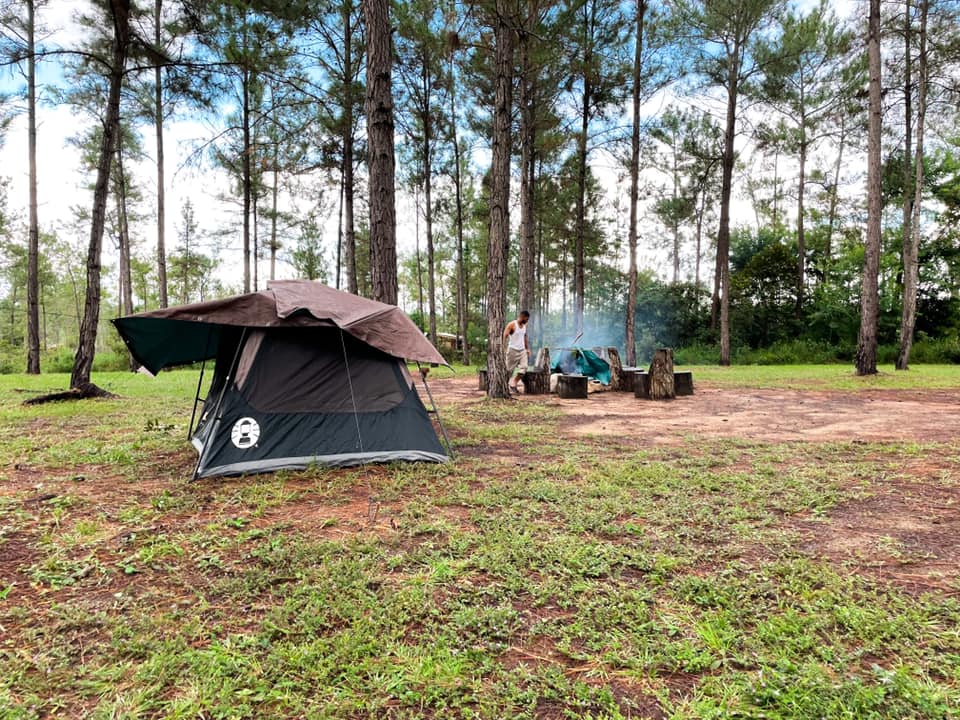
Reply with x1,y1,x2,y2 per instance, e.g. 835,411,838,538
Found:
113,281,450,479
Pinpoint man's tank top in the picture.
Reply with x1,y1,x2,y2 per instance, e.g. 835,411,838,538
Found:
507,320,527,351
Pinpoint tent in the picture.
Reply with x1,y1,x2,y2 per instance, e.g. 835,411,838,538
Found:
552,347,611,385
113,281,450,479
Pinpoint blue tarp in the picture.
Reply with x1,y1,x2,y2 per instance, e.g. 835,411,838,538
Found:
552,347,611,385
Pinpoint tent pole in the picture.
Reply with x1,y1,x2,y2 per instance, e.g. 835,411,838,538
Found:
188,357,207,439
188,328,213,440
339,328,365,456
416,362,453,459
192,327,247,481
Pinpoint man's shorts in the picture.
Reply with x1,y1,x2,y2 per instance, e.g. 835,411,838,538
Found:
505,347,526,374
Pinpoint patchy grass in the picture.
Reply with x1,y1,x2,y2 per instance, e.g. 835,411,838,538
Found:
1,369,959,718
688,363,960,391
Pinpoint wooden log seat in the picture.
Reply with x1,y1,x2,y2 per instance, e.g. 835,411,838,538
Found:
633,371,650,399
674,371,694,396
647,348,676,400
557,374,588,399
620,367,643,394
605,347,625,391
519,347,552,395
477,368,488,391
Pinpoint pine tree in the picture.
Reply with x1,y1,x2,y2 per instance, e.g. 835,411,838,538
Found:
856,0,883,376
364,0,398,304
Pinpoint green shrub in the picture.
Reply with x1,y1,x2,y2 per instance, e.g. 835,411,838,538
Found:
879,336,960,364
43,347,75,373
672,342,720,366
735,339,849,365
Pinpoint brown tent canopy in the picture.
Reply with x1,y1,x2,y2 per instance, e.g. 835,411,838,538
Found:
113,281,447,374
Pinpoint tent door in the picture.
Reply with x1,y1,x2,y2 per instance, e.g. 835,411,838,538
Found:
192,328,248,480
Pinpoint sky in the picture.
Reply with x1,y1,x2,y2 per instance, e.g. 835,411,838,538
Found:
0,0,863,315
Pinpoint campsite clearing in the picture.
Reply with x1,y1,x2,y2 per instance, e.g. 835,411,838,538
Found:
1,366,959,718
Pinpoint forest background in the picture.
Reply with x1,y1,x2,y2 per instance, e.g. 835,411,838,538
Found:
0,0,958,378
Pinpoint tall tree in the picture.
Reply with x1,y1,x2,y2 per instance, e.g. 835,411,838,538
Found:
364,0,398,304
397,0,448,344
0,0,44,372
897,0,929,369
446,32,470,364
758,0,855,317
569,0,628,335
650,106,697,285
153,0,168,307
25,0,40,373
515,0,566,319
676,0,783,365
485,0,514,399
625,0,646,366
71,0,132,389
855,0,883,376
308,0,364,293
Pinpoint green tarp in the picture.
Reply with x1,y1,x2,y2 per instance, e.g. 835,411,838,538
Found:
552,347,611,385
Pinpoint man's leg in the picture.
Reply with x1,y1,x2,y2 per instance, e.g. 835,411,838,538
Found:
506,348,522,391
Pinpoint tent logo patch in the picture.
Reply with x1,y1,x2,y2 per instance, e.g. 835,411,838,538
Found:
231,417,260,449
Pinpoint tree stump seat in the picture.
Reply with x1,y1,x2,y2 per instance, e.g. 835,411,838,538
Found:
520,367,550,395
634,372,650,399
557,374,588,399
674,371,694,396
477,369,488,391
619,367,644,393
520,347,552,395
635,370,693,400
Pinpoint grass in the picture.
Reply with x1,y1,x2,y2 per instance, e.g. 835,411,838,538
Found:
685,363,960,391
1,368,959,718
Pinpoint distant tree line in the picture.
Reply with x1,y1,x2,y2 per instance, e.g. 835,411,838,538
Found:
0,0,958,389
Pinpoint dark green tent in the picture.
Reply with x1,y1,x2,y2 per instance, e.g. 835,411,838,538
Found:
114,281,450,478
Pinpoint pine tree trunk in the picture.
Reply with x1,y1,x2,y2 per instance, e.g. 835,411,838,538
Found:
343,1,358,295
717,50,740,366
242,53,252,293
695,182,706,290
825,114,845,282
901,0,913,304
451,63,470,365
625,0,645,367
364,0,398,305
518,21,536,316
856,0,883,376
796,115,807,318
897,0,927,370
26,0,40,374
422,65,437,346
574,83,590,336
71,0,131,389
270,143,279,281
154,0,168,308
486,2,514,399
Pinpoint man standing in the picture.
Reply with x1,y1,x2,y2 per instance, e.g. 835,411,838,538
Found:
503,310,531,394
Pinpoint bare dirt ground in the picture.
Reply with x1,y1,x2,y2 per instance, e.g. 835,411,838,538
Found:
428,375,960,593
428,374,960,445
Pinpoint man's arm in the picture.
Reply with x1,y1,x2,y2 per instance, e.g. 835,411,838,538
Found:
503,321,515,340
